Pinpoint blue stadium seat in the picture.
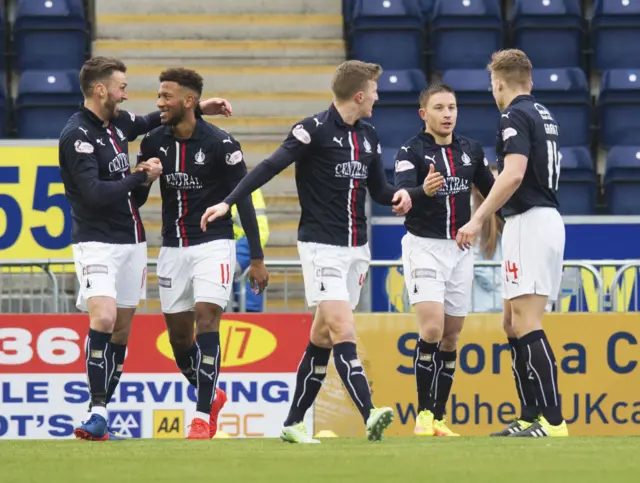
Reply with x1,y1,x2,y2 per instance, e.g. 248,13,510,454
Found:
13,0,88,72
604,146,640,215
344,0,356,25
430,0,502,72
369,69,426,147
441,69,499,146
15,70,82,139
0,74,6,138
592,0,640,70
512,0,584,69
0,6,5,66
599,69,640,147
350,0,424,70
531,68,591,147
556,147,597,215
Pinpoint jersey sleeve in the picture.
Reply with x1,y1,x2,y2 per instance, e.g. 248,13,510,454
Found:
393,145,420,189
500,109,532,158
221,138,264,260
280,116,322,159
115,110,162,141
132,133,156,207
472,142,494,198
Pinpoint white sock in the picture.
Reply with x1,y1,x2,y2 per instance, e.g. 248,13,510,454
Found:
195,411,209,423
91,406,108,419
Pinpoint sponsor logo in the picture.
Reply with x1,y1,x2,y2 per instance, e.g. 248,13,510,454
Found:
334,161,368,179
163,173,203,190
74,141,94,154
156,320,277,368
225,150,243,166
292,125,311,144
395,160,414,173
502,127,518,141
153,409,184,438
108,410,142,438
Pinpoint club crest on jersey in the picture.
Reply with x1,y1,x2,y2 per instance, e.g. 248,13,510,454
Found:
74,140,94,154
194,149,206,165
115,126,125,141
225,150,243,166
461,152,471,166
363,137,372,153
292,124,311,144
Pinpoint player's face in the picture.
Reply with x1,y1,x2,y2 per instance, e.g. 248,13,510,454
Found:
99,71,128,120
490,72,505,111
356,80,378,119
157,81,188,125
420,92,457,138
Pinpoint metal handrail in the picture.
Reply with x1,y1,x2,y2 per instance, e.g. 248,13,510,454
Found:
237,259,607,313
611,261,640,311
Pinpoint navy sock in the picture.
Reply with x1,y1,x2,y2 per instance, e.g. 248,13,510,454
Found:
284,342,332,426
333,342,374,423
519,330,563,425
174,342,199,388
508,337,539,422
86,329,111,409
105,342,127,405
195,332,220,415
414,339,439,412
432,350,456,420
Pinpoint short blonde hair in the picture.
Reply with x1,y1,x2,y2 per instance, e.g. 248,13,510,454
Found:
487,49,532,89
331,60,382,101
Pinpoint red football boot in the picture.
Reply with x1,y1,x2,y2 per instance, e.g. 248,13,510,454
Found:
209,388,228,438
187,418,210,439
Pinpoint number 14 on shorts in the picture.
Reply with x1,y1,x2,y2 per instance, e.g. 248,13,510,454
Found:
505,260,519,283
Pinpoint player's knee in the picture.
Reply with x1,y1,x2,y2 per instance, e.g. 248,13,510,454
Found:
195,302,223,333
169,332,193,354
420,322,444,343
309,322,332,349
88,301,117,332
440,332,460,351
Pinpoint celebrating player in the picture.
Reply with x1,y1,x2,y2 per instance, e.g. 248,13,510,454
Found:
456,49,568,437
137,68,268,439
59,56,233,441
394,84,495,437
200,60,415,443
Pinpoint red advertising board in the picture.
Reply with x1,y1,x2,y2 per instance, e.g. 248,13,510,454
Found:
0,314,312,374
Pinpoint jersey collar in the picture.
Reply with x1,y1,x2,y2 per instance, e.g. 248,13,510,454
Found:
329,103,360,129
163,118,204,140
79,106,108,128
418,127,459,147
509,94,535,107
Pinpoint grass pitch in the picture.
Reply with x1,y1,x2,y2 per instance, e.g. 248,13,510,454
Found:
1,436,639,482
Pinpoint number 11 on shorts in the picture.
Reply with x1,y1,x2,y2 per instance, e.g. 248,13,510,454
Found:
505,260,519,283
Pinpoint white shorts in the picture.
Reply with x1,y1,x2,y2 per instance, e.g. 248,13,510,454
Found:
401,233,473,317
297,241,370,310
157,239,236,314
501,207,565,302
72,241,147,312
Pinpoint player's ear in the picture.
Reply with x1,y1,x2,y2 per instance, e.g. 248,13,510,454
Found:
418,108,427,121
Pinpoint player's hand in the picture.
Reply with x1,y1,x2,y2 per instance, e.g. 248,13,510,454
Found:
248,259,269,295
199,98,233,117
200,202,230,231
423,163,445,196
456,217,482,251
391,189,412,216
136,158,163,184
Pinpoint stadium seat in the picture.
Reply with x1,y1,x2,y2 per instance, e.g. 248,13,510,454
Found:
556,147,597,215
598,69,640,147
511,0,585,69
13,0,88,71
369,69,426,147
430,0,502,72
592,0,640,70
532,68,591,147
604,146,640,215
483,146,497,166
441,69,499,146
350,0,424,70
15,70,82,139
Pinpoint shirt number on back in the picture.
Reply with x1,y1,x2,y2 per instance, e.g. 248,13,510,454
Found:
546,140,561,191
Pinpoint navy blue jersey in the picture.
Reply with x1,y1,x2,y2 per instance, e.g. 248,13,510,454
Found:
138,119,263,258
496,95,560,217
395,130,494,239
58,107,161,244
224,104,399,247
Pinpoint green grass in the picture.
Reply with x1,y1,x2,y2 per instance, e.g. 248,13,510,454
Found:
1,437,639,482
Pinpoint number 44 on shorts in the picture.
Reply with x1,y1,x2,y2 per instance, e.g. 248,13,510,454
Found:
505,260,519,283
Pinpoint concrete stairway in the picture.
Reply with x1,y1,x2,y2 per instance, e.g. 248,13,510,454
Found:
93,0,344,312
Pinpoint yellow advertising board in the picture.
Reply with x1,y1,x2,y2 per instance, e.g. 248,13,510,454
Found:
0,146,72,261
314,313,640,436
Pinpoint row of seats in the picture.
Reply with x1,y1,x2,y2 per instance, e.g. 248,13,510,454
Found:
1,0,89,71
346,0,640,72
374,145,640,216
369,67,640,149
0,70,82,138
